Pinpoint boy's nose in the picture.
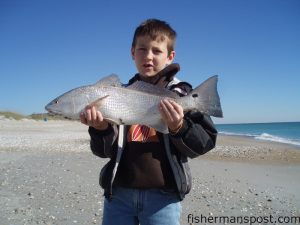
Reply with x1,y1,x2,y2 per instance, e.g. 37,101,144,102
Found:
145,50,153,59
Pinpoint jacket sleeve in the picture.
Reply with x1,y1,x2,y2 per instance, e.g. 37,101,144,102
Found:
88,124,118,158
169,110,217,158
167,80,218,158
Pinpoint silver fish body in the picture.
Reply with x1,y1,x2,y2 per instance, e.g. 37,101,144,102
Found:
45,74,223,133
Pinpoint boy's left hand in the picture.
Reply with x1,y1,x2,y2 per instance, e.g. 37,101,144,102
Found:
159,99,184,133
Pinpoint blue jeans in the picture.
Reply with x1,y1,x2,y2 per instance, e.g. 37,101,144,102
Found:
102,187,181,225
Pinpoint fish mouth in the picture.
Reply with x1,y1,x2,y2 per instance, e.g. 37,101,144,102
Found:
47,110,58,116
46,109,60,116
45,105,61,116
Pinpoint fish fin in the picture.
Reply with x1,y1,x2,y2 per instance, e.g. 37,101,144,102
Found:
150,121,169,134
88,96,124,125
95,74,122,87
141,116,169,134
127,81,178,98
182,75,223,118
88,95,109,108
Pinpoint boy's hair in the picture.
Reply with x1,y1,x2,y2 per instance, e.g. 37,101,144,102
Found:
132,19,177,54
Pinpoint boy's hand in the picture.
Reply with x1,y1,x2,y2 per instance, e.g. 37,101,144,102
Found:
80,106,109,131
159,99,184,134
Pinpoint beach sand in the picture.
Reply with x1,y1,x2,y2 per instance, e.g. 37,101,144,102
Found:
1,119,299,225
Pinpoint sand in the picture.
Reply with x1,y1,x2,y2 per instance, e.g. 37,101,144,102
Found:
0,119,300,225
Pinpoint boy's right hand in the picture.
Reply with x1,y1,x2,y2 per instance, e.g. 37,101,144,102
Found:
80,106,109,131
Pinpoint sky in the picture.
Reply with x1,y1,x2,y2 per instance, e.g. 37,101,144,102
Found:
0,0,299,124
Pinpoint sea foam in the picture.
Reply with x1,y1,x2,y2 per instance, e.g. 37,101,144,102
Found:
255,133,300,146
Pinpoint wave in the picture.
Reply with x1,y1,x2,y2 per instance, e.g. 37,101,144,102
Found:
219,131,256,137
255,133,300,146
219,131,300,146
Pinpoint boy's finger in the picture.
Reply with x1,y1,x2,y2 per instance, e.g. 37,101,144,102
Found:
169,100,181,109
159,106,167,120
85,108,92,121
80,113,87,125
164,100,184,126
163,99,179,118
169,100,184,116
96,111,104,122
162,99,174,111
160,100,173,122
91,107,97,121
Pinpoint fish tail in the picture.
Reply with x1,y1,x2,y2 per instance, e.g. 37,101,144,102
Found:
183,75,223,118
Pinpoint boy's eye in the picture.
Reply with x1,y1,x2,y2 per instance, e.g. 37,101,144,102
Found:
153,49,163,54
138,47,146,51
153,48,163,54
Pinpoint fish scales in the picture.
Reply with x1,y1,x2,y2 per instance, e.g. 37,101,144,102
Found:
99,86,165,125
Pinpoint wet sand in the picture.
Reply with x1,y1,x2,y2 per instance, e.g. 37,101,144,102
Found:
1,119,299,224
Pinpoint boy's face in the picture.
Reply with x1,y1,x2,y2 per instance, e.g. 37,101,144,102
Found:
131,35,175,79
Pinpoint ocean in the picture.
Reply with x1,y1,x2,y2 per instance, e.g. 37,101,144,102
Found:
215,122,300,147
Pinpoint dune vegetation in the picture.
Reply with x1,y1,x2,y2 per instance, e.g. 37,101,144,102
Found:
0,111,70,121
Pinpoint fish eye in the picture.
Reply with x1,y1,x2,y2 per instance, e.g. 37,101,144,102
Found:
55,100,59,104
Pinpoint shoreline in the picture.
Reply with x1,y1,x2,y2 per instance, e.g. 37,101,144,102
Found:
218,133,300,150
204,134,300,164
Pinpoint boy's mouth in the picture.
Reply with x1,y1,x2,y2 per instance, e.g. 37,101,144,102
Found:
143,63,153,68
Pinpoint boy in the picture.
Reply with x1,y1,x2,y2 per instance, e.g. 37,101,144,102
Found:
80,19,217,225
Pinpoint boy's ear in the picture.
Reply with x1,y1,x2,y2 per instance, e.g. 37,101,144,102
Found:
167,50,176,63
131,47,135,60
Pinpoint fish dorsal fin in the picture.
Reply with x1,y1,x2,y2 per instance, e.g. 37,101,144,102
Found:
127,81,178,98
95,74,122,87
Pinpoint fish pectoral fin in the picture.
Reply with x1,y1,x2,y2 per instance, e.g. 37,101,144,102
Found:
143,119,169,134
152,122,169,134
88,95,109,109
